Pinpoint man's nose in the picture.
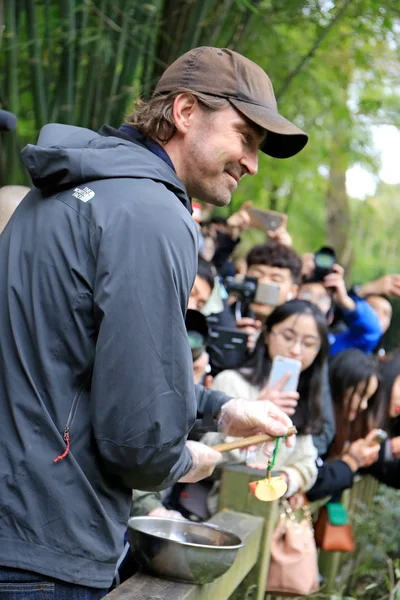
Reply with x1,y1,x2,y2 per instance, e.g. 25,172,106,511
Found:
240,148,258,176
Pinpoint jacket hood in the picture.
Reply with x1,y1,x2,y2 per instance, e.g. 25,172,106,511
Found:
21,124,191,209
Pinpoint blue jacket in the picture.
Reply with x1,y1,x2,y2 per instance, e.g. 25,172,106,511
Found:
329,296,382,356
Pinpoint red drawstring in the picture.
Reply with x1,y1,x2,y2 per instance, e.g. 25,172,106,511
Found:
54,430,70,463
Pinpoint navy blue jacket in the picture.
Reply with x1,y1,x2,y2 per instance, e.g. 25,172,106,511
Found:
0,124,229,587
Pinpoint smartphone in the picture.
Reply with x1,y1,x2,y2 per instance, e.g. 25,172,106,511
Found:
268,355,302,392
254,281,280,306
207,326,249,366
369,429,388,445
245,206,286,232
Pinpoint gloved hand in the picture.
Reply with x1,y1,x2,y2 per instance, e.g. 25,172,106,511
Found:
218,398,293,444
148,507,185,520
178,440,223,483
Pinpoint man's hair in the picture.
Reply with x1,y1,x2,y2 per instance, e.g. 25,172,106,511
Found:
197,256,215,291
125,89,230,143
246,241,302,283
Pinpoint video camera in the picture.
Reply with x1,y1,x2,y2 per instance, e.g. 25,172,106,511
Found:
313,246,336,282
186,309,248,374
223,275,280,319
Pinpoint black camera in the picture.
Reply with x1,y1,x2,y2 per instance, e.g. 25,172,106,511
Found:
185,309,209,362
313,247,336,282
224,275,258,302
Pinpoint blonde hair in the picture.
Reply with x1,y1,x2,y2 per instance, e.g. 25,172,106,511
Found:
125,88,230,143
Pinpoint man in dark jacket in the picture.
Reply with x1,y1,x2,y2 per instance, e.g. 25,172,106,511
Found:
0,47,306,598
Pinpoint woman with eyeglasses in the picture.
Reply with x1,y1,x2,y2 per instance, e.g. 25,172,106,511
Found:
307,348,381,501
203,299,329,503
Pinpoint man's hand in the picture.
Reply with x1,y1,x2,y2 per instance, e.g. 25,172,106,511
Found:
148,507,185,520
226,209,251,241
178,441,222,483
218,398,293,441
323,264,355,311
258,373,300,416
358,275,400,298
236,317,262,351
267,225,292,247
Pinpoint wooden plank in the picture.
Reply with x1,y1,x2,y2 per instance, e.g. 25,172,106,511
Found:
104,510,263,600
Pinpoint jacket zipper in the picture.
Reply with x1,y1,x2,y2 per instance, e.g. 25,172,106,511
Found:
53,375,91,463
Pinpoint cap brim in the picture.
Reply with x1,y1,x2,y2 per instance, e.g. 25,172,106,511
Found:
229,98,308,159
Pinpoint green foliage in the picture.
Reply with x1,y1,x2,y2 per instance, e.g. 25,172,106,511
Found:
339,487,400,600
0,0,399,284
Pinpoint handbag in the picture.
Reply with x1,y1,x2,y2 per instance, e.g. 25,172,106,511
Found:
266,498,319,596
314,502,355,552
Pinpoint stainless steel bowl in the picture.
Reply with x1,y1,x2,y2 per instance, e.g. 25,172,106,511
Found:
128,516,245,584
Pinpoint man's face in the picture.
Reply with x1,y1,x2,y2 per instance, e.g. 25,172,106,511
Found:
298,282,332,316
179,104,265,207
366,295,392,334
188,275,212,311
246,263,297,320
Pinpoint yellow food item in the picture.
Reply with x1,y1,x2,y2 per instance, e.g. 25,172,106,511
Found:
251,476,288,502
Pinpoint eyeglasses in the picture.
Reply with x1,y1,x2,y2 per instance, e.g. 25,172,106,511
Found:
270,328,321,352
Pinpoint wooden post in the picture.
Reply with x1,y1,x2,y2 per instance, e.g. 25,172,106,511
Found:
218,464,280,600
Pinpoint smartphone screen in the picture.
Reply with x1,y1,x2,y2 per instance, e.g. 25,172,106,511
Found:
268,355,301,392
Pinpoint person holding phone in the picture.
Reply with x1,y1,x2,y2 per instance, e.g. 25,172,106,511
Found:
203,299,329,502
307,349,381,501
363,353,400,488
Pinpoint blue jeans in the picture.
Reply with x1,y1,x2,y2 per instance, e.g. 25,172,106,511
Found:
0,567,110,599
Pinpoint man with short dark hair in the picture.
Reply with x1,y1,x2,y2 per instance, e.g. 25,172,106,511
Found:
0,47,304,597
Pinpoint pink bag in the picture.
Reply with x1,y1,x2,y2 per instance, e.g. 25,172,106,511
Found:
266,499,319,596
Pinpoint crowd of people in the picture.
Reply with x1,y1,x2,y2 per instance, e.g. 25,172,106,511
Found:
129,210,400,525
0,45,399,599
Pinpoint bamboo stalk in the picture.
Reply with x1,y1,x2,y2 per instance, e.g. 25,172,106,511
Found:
141,0,164,100
25,0,48,129
212,426,297,453
78,0,107,129
179,0,213,56
59,0,76,124
104,0,131,123
4,0,20,185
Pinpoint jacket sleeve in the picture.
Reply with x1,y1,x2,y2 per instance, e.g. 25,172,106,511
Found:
312,363,336,457
90,185,199,491
361,442,400,488
306,459,356,501
329,296,382,356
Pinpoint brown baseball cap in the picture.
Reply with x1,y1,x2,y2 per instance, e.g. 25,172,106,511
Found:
154,46,308,159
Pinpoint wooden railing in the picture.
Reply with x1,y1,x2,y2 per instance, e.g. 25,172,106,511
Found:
104,465,378,600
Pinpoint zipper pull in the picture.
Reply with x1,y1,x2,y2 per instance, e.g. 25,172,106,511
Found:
53,427,71,463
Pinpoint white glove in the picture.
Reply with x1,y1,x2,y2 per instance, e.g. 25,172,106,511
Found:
179,440,223,483
218,398,293,443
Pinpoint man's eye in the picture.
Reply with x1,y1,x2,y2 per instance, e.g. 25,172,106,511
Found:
241,133,252,145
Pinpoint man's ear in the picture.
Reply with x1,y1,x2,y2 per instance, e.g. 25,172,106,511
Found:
172,93,198,135
291,284,299,299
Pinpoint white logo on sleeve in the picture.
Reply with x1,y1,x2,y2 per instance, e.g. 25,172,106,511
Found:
72,187,95,202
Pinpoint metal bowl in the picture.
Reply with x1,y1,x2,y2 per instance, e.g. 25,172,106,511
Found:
128,516,245,584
